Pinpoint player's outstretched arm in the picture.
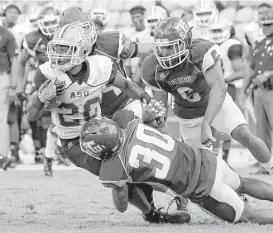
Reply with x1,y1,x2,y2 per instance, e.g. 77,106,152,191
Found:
111,184,129,213
110,70,152,104
26,91,45,121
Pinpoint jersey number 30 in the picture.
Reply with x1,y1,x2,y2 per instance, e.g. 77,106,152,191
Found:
129,124,175,179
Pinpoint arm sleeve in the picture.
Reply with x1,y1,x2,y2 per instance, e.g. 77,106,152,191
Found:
118,32,137,59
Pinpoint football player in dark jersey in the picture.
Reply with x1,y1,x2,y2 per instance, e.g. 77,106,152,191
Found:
84,108,273,224
141,17,273,175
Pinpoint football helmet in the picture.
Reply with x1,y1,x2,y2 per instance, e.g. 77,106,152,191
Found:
91,7,109,27
47,21,96,72
146,5,168,36
193,0,219,28
36,5,60,37
80,118,124,160
209,22,232,44
152,17,192,69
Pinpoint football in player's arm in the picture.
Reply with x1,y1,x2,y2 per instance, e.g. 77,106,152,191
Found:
26,57,164,123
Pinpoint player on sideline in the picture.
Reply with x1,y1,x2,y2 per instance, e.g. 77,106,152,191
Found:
141,17,273,175
26,21,188,224
81,108,273,224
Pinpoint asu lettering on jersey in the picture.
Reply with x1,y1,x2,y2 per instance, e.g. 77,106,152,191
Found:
141,39,222,119
36,55,114,139
99,110,217,203
23,30,50,64
92,31,136,117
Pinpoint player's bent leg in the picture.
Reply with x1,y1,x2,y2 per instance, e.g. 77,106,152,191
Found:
231,125,273,173
239,203,273,224
211,93,273,173
238,177,273,202
44,126,57,177
199,180,244,223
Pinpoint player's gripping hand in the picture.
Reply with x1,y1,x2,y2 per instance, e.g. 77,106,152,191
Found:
37,78,65,103
142,99,166,124
201,124,216,148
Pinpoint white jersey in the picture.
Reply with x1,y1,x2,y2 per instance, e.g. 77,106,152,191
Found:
189,15,233,40
244,21,265,49
39,55,114,139
220,38,243,88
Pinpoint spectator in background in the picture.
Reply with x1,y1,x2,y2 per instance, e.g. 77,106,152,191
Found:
240,10,273,175
0,25,19,170
242,3,271,163
124,5,151,83
2,4,20,29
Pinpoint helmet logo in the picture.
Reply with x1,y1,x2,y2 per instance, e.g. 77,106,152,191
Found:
86,141,106,154
77,31,84,44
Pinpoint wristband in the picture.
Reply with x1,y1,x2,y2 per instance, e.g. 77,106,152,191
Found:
9,85,16,90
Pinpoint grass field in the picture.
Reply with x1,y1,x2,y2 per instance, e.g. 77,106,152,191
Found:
1,154,273,233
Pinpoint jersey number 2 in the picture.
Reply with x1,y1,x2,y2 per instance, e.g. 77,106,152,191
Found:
129,124,175,179
58,98,100,127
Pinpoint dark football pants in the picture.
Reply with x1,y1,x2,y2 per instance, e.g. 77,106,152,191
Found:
60,137,154,208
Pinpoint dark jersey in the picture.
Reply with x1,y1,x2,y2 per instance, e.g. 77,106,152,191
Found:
99,109,217,203
92,31,137,117
22,30,50,65
141,39,222,119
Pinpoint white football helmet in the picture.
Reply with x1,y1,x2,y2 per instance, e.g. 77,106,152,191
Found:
36,5,60,37
91,7,109,27
47,21,97,72
146,5,168,36
209,22,232,44
193,0,219,28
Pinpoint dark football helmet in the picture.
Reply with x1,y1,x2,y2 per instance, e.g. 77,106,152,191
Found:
80,118,124,160
152,17,192,69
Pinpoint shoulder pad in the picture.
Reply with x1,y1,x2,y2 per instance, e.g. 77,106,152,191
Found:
191,39,222,72
23,30,43,56
95,31,120,59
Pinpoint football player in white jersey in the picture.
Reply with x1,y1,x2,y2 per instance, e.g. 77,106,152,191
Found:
189,0,232,40
208,22,246,163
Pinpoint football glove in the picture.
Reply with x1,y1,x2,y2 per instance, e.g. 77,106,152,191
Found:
37,78,65,103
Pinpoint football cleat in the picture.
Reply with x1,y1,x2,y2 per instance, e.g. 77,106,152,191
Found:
143,201,191,224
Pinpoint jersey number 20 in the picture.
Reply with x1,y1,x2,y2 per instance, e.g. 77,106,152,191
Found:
129,123,175,179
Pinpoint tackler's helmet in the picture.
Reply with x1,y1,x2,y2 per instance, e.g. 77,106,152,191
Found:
152,17,192,69
80,118,124,160
47,21,96,72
